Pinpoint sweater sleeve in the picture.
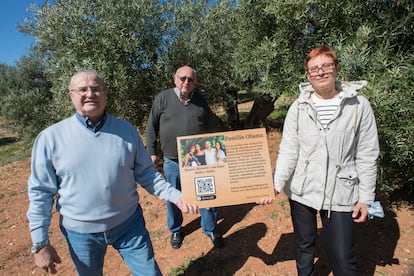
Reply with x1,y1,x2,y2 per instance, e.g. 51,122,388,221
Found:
26,131,57,243
273,102,300,192
134,129,182,203
146,94,162,156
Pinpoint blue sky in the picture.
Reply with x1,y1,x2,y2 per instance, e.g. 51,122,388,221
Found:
0,1,49,66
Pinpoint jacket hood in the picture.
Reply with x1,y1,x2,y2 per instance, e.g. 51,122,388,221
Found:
298,80,368,99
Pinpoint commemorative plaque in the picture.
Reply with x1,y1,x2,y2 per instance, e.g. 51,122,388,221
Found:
177,128,275,208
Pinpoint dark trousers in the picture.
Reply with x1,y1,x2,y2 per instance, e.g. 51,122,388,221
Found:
289,199,357,276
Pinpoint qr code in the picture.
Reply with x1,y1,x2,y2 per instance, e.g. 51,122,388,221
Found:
195,176,215,196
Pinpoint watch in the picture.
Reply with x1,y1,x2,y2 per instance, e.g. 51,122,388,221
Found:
31,239,50,253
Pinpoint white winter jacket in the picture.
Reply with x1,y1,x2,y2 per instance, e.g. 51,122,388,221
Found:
273,81,379,214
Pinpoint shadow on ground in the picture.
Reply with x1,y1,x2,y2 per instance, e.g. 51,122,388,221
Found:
179,206,400,276
181,203,256,238
0,136,17,146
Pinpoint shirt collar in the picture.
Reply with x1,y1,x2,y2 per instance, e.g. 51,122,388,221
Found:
75,111,107,133
174,87,193,105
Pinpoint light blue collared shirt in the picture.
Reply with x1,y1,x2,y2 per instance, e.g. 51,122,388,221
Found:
75,112,107,133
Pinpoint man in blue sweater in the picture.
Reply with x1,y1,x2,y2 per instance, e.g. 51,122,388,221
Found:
146,65,224,250
27,70,198,275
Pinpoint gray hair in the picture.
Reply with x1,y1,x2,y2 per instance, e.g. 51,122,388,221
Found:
68,70,107,92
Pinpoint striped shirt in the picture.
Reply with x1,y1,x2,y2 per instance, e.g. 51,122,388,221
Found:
312,93,341,129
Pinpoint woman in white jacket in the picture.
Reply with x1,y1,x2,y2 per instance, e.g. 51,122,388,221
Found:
260,46,379,275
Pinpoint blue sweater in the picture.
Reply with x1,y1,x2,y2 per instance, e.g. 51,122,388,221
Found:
27,114,181,243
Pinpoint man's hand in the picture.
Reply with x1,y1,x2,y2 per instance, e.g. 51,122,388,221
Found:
34,245,61,274
352,202,369,223
176,197,199,214
150,155,158,168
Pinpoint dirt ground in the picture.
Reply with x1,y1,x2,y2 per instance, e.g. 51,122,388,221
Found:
0,127,413,276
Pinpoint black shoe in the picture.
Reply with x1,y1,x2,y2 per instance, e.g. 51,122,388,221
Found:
170,232,183,249
207,232,224,248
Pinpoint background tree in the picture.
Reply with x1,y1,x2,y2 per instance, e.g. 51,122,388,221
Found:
160,0,244,128
19,0,168,127
0,55,52,141
230,0,414,194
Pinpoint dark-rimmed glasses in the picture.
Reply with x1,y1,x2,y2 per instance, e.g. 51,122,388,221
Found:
178,76,195,83
307,63,336,76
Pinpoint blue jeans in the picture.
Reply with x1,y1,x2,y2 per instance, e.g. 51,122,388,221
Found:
60,206,161,276
163,157,218,234
289,199,357,276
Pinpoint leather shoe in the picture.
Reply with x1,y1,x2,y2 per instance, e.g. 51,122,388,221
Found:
170,232,183,249
207,232,224,248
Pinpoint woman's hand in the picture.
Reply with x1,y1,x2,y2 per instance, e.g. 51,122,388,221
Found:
352,202,369,223
256,190,279,205
256,197,275,205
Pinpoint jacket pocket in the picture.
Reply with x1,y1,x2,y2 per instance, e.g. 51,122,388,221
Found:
290,161,309,196
333,168,359,206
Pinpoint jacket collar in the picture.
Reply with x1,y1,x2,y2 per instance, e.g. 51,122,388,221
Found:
297,80,367,103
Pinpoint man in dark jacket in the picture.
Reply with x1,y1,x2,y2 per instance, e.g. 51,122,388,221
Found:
146,65,224,249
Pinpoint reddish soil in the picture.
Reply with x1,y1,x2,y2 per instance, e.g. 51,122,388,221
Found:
0,127,413,275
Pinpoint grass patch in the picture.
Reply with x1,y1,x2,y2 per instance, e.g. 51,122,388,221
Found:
149,229,165,240
168,256,200,276
268,108,287,120
278,198,291,218
278,198,289,208
169,253,235,275
269,212,280,221
0,122,30,166
0,140,30,167
0,218,8,226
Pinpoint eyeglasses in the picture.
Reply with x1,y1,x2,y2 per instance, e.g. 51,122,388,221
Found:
178,76,195,83
70,86,105,96
307,63,336,76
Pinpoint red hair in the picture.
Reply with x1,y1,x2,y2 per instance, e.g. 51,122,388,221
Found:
304,45,339,70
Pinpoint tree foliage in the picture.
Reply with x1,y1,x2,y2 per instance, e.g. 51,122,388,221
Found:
0,56,52,141
19,0,168,127
367,52,414,195
160,0,246,128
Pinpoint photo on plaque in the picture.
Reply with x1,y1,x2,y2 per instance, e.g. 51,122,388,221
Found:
178,135,227,202
179,135,227,167
177,128,275,208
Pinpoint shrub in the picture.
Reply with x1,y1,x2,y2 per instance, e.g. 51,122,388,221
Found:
365,53,414,197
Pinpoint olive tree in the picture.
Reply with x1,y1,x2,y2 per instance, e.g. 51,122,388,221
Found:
158,0,242,128
243,0,414,194
0,55,52,141
20,0,168,127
